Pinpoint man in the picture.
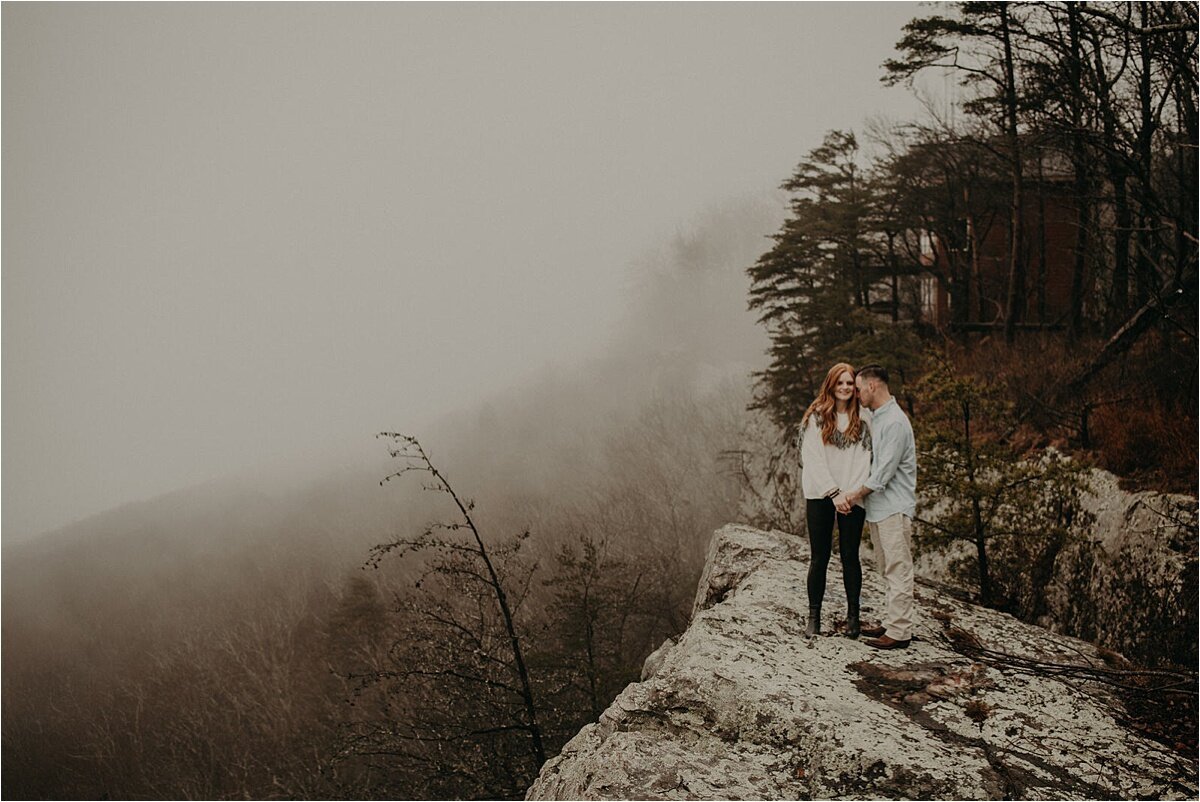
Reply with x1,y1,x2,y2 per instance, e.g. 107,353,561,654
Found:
835,364,917,650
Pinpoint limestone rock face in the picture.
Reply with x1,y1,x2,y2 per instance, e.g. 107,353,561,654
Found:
914,468,1198,667
1039,470,1197,666
527,524,1195,801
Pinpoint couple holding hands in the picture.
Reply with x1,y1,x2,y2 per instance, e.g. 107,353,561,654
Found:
799,363,917,650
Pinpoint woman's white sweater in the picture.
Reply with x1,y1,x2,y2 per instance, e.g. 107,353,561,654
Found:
800,409,873,506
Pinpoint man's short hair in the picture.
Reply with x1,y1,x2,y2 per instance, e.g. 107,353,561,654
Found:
856,364,889,385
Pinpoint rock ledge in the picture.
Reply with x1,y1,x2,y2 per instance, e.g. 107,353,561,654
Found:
527,524,1196,800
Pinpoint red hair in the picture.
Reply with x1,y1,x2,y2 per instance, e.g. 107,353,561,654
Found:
801,362,865,444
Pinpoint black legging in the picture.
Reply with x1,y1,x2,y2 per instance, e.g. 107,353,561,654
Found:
805,497,865,608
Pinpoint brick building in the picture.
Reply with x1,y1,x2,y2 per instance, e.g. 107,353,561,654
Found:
919,167,1083,331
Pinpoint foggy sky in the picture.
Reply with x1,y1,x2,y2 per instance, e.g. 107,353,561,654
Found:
3,2,923,539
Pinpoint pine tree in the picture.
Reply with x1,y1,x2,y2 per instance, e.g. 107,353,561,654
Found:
914,357,1089,609
747,130,877,432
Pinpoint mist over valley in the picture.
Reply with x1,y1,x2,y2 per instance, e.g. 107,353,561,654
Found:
2,198,785,799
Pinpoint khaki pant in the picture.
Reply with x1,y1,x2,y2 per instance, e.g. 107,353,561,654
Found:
867,513,914,641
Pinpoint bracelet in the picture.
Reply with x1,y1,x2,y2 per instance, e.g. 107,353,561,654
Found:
826,488,841,499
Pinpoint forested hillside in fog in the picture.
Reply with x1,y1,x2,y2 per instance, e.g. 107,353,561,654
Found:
2,199,783,800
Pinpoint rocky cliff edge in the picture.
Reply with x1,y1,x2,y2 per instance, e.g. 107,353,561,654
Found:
527,524,1196,800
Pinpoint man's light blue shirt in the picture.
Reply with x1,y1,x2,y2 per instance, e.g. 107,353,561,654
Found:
864,397,917,523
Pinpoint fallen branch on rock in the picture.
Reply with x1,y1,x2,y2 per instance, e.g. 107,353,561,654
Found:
933,619,1199,760
939,626,1197,700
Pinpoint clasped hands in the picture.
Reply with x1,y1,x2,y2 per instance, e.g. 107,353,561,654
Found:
833,490,857,514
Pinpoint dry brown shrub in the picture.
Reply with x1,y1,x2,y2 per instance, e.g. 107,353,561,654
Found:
934,329,1196,493
1091,400,1198,493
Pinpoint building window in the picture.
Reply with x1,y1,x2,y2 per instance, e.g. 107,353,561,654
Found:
919,230,935,261
920,275,938,322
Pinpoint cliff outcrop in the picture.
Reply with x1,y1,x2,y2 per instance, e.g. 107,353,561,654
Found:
909,468,1198,667
527,524,1195,800
1039,470,1197,666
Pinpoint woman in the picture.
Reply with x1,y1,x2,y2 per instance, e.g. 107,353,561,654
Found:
800,363,872,638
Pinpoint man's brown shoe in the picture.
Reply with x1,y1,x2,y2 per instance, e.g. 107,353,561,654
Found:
859,625,886,638
864,635,911,650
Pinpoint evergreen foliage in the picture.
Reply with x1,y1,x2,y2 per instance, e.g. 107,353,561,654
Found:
912,357,1091,610
747,131,887,431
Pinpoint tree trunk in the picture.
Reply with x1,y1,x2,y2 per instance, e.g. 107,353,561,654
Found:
427,446,546,766
1035,149,1048,324
1134,2,1158,306
1175,87,1197,285
1001,3,1026,344
887,232,900,323
975,524,991,607
968,206,988,323
1087,15,1134,330
1067,2,1090,340
1108,170,1134,328
963,398,990,606
583,587,601,720
1064,280,1188,395
1169,16,1198,286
